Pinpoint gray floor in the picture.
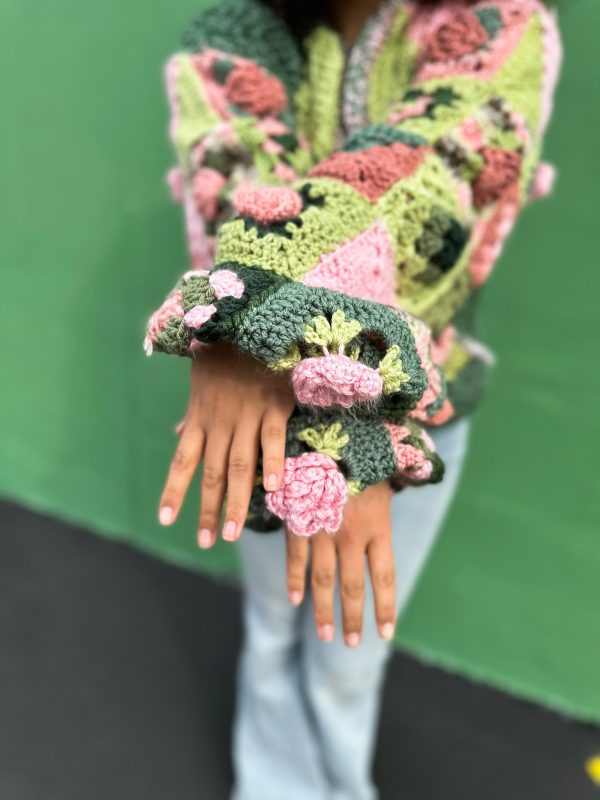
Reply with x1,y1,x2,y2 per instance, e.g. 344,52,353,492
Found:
1,500,598,800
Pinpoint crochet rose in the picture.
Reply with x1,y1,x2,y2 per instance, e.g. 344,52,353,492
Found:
292,355,384,409
232,184,303,224
427,11,488,62
192,167,227,220
225,62,287,116
266,452,348,536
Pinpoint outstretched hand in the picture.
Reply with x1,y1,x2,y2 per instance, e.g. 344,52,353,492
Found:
158,343,295,547
285,480,397,647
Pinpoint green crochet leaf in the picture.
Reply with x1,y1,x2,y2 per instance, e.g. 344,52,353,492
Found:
297,421,349,461
379,345,410,394
304,310,362,349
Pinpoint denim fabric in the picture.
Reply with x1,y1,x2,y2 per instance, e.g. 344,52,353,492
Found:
231,417,471,800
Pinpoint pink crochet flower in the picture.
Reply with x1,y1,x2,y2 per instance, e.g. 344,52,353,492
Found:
183,303,218,330
473,147,522,208
232,184,303,224
292,355,384,408
225,62,287,116
426,10,488,62
266,452,348,536
192,167,227,220
208,269,245,299
144,291,185,355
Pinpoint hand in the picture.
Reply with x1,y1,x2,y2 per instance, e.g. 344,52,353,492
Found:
285,480,397,647
158,343,296,547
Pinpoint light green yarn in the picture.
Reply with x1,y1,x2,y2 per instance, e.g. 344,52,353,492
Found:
294,27,345,162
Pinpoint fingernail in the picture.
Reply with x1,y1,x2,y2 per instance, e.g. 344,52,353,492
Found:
266,473,279,491
317,623,334,642
197,529,213,549
381,622,395,641
159,506,174,526
346,632,361,648
223,520,238,541
289,590,302,606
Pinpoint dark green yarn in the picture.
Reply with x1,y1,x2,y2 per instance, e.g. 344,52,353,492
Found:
341,124,428,152
416,207,469,274
474,7,503,40
212,57,235,84
181,0,303,99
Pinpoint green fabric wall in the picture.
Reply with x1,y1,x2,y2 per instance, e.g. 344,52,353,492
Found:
2,1,598,721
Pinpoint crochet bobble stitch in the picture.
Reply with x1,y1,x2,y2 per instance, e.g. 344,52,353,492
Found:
147,0,561,534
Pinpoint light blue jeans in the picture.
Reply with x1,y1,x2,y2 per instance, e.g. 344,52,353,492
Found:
231,417,471,800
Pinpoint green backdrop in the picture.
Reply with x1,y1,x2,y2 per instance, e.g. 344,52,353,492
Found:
2,1,598,721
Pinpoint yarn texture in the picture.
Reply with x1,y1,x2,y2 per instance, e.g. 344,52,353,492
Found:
145,0,561,535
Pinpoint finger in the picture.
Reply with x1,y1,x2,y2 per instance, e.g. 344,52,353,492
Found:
310,533,337,642
367,535,397,641
337,531,366,648
159,422,205,526
285,530,309,606
222,423,261,542
261,406,289,492
197,427,233,546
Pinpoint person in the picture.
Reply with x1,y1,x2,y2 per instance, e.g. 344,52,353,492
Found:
147,1,562,797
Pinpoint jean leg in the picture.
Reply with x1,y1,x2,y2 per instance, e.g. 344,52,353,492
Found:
231,528,330,800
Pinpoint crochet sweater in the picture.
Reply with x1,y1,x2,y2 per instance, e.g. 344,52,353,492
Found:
146,0,562,536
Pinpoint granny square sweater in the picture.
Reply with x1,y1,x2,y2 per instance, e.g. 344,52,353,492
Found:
145,0,562,535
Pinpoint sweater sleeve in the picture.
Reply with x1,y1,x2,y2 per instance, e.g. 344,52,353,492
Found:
161,0,311,269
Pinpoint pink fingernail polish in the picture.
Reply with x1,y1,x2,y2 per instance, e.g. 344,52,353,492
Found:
289,590,302,606
346,632,360,648
266,473,279,491
159,506,174,526
317,623,334,642
197,529,213,549
381,622,395,641
223,520,237,541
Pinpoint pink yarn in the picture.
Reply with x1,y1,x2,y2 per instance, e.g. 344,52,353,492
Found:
292,355,383,408
473,147,522,209
469,183,520,287
225,62,287,116
192,167,227,221
384,423,434,482
166,167,184,203
257,118,290,137
144,291,185,355
232,184,303,224
309,143,427,203
183,303,218,329
266,452,348,536
303,222,397,306
274,162,299,183
208,269,245,299
531,161,556,200
183,184,213,269
427,8,488,62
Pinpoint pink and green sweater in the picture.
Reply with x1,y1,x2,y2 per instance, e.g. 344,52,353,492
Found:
146,0,562,535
